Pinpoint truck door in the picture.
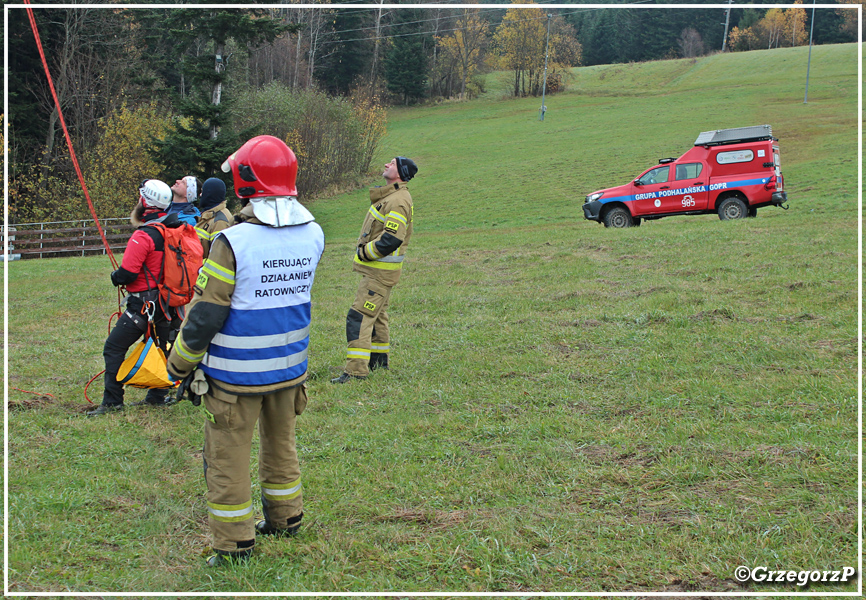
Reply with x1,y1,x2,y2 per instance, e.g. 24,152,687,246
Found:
673,162,709,210
631,165,671,216
772,145,784,190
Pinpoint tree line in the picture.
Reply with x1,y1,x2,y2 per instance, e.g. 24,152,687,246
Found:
5,1,858,224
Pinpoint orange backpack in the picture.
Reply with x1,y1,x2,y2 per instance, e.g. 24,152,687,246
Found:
143,222,204,311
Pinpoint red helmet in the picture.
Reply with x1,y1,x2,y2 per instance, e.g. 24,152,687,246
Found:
221,135,298,198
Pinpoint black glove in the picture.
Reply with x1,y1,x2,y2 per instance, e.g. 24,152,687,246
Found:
111,267,137,287
174,372,201,406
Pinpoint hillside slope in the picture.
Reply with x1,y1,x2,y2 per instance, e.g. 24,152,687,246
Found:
313,43,856,238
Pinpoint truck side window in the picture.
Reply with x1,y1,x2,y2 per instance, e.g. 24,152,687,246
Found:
638,166,669,185
675,163,703,180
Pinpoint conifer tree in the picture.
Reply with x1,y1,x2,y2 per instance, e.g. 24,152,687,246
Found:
383,8,430,104
148,8,294,179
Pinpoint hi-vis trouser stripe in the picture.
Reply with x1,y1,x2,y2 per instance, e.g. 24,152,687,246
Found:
201,259,235,285
368,205,386,222
208,499,254,523
174,338,206,363
386,211,407,227
347,347,371,361
371,343,390,354
262,479,302,502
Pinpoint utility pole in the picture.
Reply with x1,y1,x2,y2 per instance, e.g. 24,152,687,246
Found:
539,13,552,121
804,0,816,103
721,0,733,52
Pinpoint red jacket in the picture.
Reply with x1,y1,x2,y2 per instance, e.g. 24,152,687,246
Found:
120,228,164,292
112,211,178,293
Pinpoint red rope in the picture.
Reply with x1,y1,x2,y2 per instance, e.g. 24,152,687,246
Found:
10,388,55,399
26,3,129,406
83,370,104,405
24,2,119,270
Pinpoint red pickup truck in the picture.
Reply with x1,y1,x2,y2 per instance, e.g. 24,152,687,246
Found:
583,125,788,228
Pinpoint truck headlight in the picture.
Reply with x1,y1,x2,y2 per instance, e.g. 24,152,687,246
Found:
586,192,603,203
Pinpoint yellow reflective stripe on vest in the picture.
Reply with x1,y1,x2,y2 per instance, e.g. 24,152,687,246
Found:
262,479,302,501
208,499,253,522
201,259,235,285
386,211,408,226
347,347,371,360
368,205,386,222
354,254,403,270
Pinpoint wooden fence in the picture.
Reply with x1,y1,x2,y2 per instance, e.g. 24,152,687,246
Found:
3,219,134,260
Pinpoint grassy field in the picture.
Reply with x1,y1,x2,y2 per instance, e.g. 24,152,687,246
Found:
5,43,859,593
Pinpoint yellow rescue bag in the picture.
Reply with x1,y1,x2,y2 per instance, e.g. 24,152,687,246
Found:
116,327,175,390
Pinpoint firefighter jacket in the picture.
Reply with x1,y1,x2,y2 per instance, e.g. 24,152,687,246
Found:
195,201,234,259
167,205,325,395
353,181,413,287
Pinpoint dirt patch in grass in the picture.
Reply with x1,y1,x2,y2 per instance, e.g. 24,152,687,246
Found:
690,308,737,321
568,370,599,383
8,393,55,411
648,575,740,592
576,444,675,467
459,442,493,457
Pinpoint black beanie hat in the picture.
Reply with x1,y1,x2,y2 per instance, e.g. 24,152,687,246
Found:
199,177,227,212
395,156,418,182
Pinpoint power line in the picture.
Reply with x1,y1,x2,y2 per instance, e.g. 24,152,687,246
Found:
317,4,652,46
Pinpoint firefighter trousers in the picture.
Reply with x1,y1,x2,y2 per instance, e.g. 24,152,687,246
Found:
343,275,393,377
202,382,307,553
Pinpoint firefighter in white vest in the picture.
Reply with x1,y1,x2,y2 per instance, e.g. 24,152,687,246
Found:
166,136,325,567
332,156,417,383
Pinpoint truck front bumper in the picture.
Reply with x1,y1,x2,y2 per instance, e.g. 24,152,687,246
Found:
771,191,788,206
583,200,603,222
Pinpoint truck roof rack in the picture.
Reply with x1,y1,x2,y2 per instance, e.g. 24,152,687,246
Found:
694,125,774,147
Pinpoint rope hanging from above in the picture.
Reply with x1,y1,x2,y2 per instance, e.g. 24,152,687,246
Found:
23,1,119,270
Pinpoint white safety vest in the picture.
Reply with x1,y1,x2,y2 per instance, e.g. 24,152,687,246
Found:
200,221,324,386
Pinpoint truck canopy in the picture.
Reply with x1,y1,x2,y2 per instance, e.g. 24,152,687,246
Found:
694,125,774,146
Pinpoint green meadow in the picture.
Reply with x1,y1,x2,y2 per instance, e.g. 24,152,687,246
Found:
6,44,859,593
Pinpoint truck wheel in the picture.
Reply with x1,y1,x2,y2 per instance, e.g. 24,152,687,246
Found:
718,197,747,221
603,206,634,228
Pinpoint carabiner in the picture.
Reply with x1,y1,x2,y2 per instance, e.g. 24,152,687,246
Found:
143,300,156,322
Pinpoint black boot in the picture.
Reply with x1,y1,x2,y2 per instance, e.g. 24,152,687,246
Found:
130,393,168,407
369,353,389,371
205,548,252,567
205,540,254,567
256,512,303,537
330,372,366,384
86,403,123,417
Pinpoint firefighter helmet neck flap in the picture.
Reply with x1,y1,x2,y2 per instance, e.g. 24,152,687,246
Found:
221,135,313,227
